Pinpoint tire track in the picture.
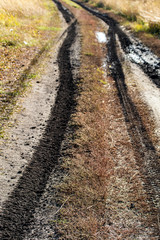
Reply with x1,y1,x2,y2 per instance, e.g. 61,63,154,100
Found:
0,16,78,240
73,0,160,87
54,0,74,23
107,26,160,206
72,0,160,233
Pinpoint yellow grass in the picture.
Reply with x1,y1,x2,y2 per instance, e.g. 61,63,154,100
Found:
90,0,160,36
0,0,46,16
0,0,61,136
99,0,160,22
0,0,60,47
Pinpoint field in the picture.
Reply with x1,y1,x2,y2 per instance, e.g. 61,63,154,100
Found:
0,0,46,16
89,0,160,36
0,0,61,137
96,0,160,21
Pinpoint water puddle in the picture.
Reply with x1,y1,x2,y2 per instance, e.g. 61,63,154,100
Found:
95,31,107,43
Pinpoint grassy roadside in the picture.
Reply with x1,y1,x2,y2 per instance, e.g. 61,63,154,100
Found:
77,0,160,58
0,0,61,137
52,0,158,239
76,0,160,57
84,0,160,37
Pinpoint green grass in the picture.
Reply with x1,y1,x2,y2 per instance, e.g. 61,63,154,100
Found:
127,20,160,37
118,11,137,22
38,26,61,31
95,1,105,8
84,52,94,56
62,0,82,8
87,0,160,37
148,22,160,36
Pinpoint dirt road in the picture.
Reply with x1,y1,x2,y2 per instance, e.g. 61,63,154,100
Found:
0,0,160,239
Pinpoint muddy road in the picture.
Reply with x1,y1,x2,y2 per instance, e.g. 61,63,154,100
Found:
73,0,160,205
0,0,160,239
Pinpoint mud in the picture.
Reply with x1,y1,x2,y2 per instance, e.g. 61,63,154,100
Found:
73,0,160,235
54,0,74,23
24,22,81,240
0,10,78,240
107,25,160,212
1,0,160,239
73,0,160,87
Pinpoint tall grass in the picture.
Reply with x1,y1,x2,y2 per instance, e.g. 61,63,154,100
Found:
0,0,59,49
103,0,160,22
91,0,160,36
0,0,61,136
0,0,46,16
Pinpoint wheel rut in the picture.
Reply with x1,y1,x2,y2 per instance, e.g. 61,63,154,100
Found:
107,25,160,210
54,0,74,23
0,13,78,240
1,0,160,238
72,0,160,231
73,0,160,87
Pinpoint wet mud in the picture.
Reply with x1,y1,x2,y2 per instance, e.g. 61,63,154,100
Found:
54,0,74,23
0,15,78,240
107,25,160,218
73,0,160,87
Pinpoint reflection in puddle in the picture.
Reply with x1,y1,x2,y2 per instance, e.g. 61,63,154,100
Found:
95,31,107,43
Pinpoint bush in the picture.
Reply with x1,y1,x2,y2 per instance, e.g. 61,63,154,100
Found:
96,1,105,8
148,22,160,36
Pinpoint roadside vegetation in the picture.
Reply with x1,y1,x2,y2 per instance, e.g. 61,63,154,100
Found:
82,0,160,37
0,0,61,137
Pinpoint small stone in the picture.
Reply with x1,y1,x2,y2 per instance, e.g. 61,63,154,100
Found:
11,176,16,179
30,126,36,129
130,203,135,209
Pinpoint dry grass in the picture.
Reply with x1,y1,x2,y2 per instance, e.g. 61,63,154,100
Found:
0,0,158,238
0,0,46,16
86,0,160,36
54,0,158,239
95,0,160,22
0,0,61,137
55,1,112,238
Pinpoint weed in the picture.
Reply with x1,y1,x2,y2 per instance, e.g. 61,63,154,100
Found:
26,73,37,79
118,11,137,22
89,0,160,36
99,79,107,85
0,128,5,138
105,5,112,10
84,52,94,56
62,0,82,8
53,1,111,238
2,40,17,47
148,22,160,36
95,1,105,8
38,26,61,31
129,20,160,37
